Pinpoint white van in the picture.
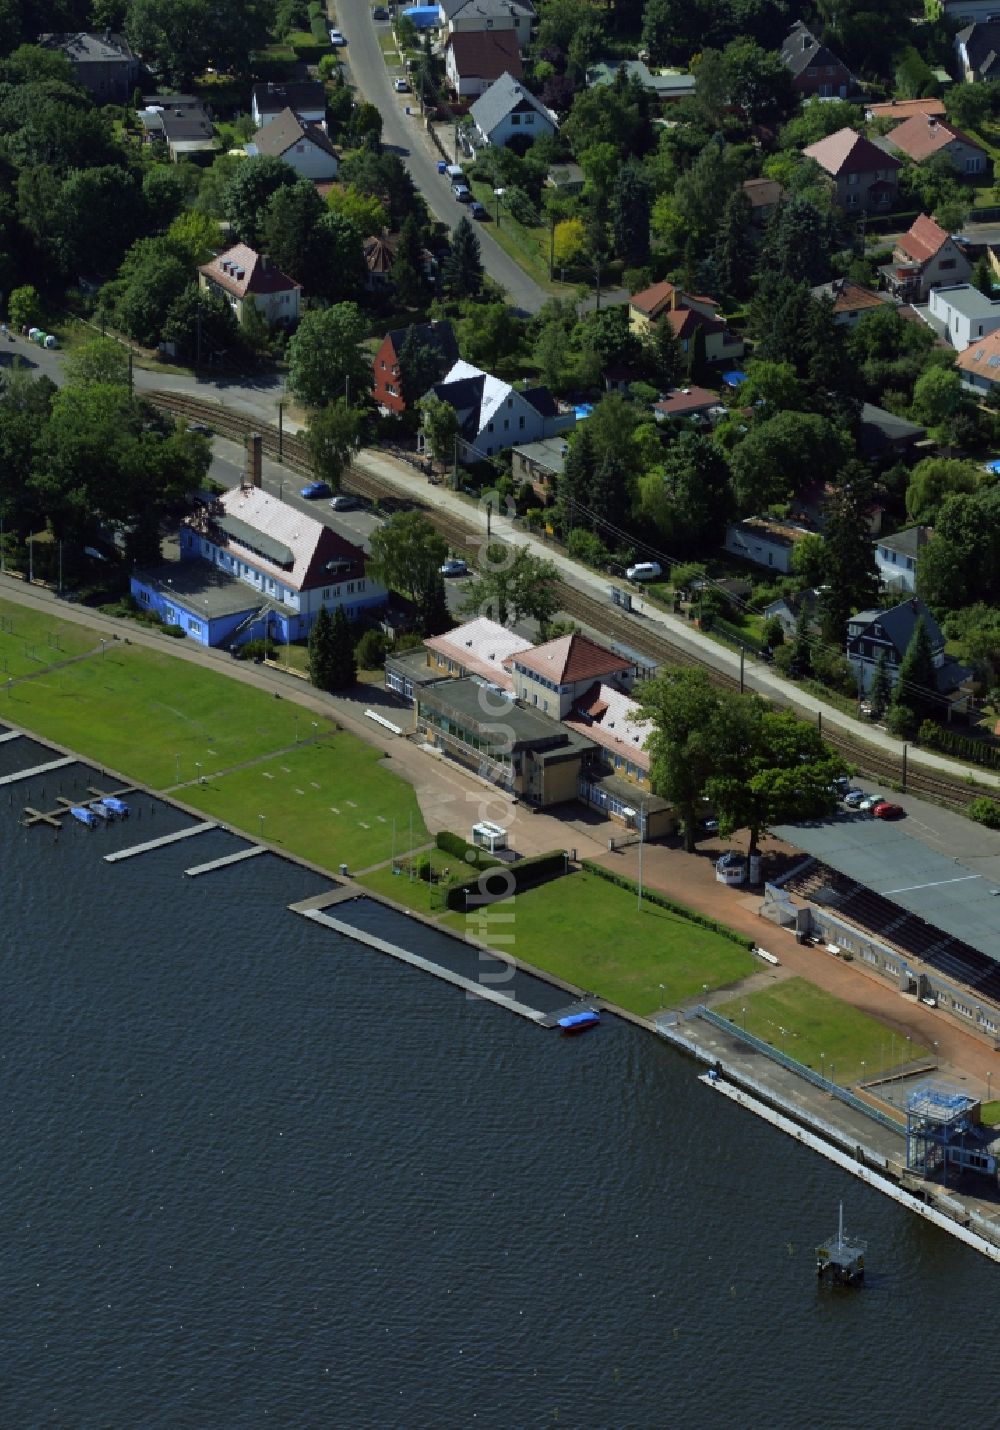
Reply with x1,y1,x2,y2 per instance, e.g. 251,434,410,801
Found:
626,561,662,582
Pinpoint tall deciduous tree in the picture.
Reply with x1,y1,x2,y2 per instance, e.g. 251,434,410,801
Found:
659,432,733,551
818,460,880,643
417,394,458,470
287,304,372,411
369,510,448,625
223,156,297,246
638,667,723,852
306,400,362,490
463,543,560,629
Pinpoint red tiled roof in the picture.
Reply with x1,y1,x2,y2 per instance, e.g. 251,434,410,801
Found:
654,385,719,417
198,243,300,298
446,29,522,81
887,114,985,163
629,280,719,319
896,213,950,264
824,280,888,315
803,126,901,176
957,328,1000,381
867,97,946,120
514,632,631,685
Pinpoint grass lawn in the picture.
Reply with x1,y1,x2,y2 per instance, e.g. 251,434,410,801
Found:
980,1101,1000,1126
0,599,102,678
187,738,428,871
717,977,928,1086
438,868,756,1015
357,845,460,911
467,179,566,295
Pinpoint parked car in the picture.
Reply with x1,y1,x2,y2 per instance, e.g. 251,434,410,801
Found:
186,422,213,436
469,200,488,220
859,793,886,812
626,561,663,582
373,5,390,17
452,182,471,202
330,493,360,511
873,801,906,820
841,787,864,805
440,557,468,577
329,28,345,44
393,77,410,92
300,481,332,499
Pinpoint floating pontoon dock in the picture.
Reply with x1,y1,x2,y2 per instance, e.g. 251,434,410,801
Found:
185,846,266,877
105,821,217,863
0,756,75,786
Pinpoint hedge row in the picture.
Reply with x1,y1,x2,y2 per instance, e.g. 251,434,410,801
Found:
445,849,568,912
918,720,1000,770
581,860,755,949
435,829,503,870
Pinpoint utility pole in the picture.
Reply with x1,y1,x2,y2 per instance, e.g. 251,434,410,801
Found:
548,212,556,281
739,646,745,694
345,374,351,406
58,540,63,597
486,499,492,539
452,435,459,489
902,742,908,793
128,349,134,395
195,295,202,369
278,401,284,462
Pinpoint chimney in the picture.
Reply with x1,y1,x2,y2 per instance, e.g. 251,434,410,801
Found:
248,433,263,488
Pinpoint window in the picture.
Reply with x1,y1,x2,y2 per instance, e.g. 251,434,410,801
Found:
525,112,534,125
487,421,494,432
510,112,520,125
939,258,956,270
518,415,525,429
503,418,509,430
189,620,202,637
966,156,983,173
543,699,548,713
847,172,859,186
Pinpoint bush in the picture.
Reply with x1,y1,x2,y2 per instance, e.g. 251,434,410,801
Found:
445,848,567,911
567,528,609,567
920,720,1000,770
236,637,279,661
164,622,186,638
970,796,1000,828
355,628,388,669
435,829,503,870
581,861,755,948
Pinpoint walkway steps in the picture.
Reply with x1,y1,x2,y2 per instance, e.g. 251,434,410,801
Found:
0,730,22,744
301,905,549,1024
105,821,217,863
0,756,75,786
185,845,266,877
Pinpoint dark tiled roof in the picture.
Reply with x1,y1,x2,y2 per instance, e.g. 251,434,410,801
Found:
446,28,522,81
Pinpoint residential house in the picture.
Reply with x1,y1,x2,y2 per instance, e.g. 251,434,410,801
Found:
445,30,522,96
956,326,1000,391
509,631,635,719
780,20,855,98
438,0,535,49
251,81,327,130
423,615,534,690
363,234,395,291
248,107,339,180
762,588,820,640
131,479,385,648
881,213,971,301
426,360,572,458
653,386,722,423
372,320,460,415
865,97,946,122
919,283,1000,350
741,177,785,225
38,30,138,100
803,128,901,211
468,73,557,152
564,682,675,836
198,244,301,328
930,0,1000,27
883,115,987,175
956,21,1000,80
875,526,933,594
586,58,695,101
511,436,567,501
858,403,925,464
811,278,894,327
545,162,585,195
723,517,813,574
628,281,744,363
846,596,972,716
137,95,215,162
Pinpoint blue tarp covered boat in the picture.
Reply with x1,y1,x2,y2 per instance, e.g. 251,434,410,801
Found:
70,806,98,828
558,1009,600,1034
101,797,130,818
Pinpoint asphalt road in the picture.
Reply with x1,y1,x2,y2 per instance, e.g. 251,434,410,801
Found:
336,1,551,314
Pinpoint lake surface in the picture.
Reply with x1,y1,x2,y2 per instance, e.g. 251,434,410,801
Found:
0,738,992,1428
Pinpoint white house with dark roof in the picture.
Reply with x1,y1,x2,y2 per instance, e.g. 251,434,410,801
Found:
251,81,327,129
198,243,301,327
846,596,971,713
468,73,557,152
438,0,535,48
247,107,339,180
131,482,386,648
874,526,933,593
426,360,572,459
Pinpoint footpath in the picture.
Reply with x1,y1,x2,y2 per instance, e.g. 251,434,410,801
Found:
354,446,1000,792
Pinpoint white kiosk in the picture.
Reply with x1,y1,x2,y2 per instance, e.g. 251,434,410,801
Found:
471,821,508,854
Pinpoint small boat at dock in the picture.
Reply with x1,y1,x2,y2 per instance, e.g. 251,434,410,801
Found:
558,1009,600,1035
100,797,129,818
70,806,98,828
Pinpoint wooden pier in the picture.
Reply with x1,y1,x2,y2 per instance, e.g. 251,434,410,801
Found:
185,846,266,877
0,756,75,787
105,821,217,863
300,905,550,1025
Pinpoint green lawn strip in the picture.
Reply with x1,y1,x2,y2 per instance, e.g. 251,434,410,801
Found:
2,641,316,786
717,977,928,1085
438,868,756,1015
357,845,459,912
980,1100,1000,1126
467,180,564,294
0,598,102,677
188,738,428,870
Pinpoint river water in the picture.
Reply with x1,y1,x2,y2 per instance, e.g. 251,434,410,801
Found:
0,743,991,1428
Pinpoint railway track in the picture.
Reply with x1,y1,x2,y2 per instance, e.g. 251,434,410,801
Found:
147,390,991,812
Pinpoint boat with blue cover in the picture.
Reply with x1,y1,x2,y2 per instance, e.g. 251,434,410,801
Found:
101,797,130,818
558,1009,600,1035
70,806,98,828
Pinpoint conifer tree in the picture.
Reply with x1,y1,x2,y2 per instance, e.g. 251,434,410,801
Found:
444,217,483,298
870,649,891,719
308,605,336,692
329,604,357,690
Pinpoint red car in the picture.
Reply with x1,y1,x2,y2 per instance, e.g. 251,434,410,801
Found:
873,801,905,820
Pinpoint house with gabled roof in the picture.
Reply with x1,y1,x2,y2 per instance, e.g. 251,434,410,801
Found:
427,360,572,458
956,326,1000,392
38,30,138,100
628,281,744,363
438,0,535,49
875,526,933,593
509,632,636,719
847,596,972,716
564,681,675,835
373,320,460,415
811,277,894,327
780,20,855,98
445,29,522,97
248,107,339,180
882,213,972,302
423,616,533,689
956,20,1000,80
468,73,557,152
803,127,900,211
251,80,327,129
198,244,301,327
865,97,946,122
883,114,986,175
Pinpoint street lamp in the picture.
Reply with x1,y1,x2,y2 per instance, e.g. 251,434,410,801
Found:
778,1025,786,1054
860,1059,866,1085
659,983,666,1009
741,1005,747,1033
820,1051,826,1081
259,813,265,838
989,1070,993,1103
493,186,504,226
174,753,180,784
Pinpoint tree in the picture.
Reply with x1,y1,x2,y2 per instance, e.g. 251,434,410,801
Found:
947,81,995,132
143,165,190,229
553,217,586,270
369,511,448,626
262,183,366,301
637,667,723,851
287,304,372,411
917,485,1000,612
712,187,754,300
790,602,813,677
890,616,939,731
459,301,521,372
223,156,297,246
463,543,560,628
391,212,427,307
65,339,129,388
790,532,827,588
870,650,892,720
306,400,362,490
162,284,239,365
730,411,850,513
972,251,995,299
911,365,962,430
672,140,744,245
50,165,146,276
165,209,220,266
422,570,451,636
658,433,733,551
418,394,459,471
610,162,651,267
760,197,834,286
308,605,337,692
818,461,880,644
647,316,683,390
444,216,483,298
399,326,446,410
327,183,388,236
905,457,982,524
329,605,357,690
8,284,39,330
556,421,598,533
111,241,190,347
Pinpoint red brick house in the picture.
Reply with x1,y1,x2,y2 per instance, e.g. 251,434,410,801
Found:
372,320,460,415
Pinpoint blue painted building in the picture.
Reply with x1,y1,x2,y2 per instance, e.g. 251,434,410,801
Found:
131,483,387,648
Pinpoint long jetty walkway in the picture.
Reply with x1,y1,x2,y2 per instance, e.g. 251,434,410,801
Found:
0,756,75,786
0,729,22,744
105,821,217,863
185,846,265,877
